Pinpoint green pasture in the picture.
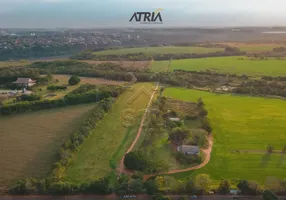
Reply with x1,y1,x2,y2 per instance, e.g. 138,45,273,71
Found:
152,56,286,76
164,88,286,183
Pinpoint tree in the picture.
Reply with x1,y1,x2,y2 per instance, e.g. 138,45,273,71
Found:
129,179,143,194
124,151,148,171
217,179,230,194
68,75,81,85
201,118,212,133
169,127,189,145
263,190,278,200
148,159,169,175
144,179,158,195
194,174,212,194
237,180,260,195
115,174,129,195
197,97,205,107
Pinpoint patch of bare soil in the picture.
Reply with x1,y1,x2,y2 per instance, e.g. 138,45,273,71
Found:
80,60,151,69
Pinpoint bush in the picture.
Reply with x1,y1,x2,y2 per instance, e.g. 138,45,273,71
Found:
174,152,202,165
21,94,41,101
201,118,212,133
217,180,230,194
68,75,81,85
124,151,148,171
49,181,78,195
47,85,67,91
263,190,278,200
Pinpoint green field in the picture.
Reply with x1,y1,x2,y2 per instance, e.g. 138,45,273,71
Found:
64,83,156,183
164,88,286,183
0,104,95,187
93,46,223,55
216,43,282,52
152,56,286,76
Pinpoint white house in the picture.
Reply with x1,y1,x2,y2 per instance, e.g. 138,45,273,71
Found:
13,78,36,87
177,145,200,155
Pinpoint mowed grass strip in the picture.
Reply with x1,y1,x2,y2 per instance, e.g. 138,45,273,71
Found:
152,56,286,76
164,88,286,182
64,83,155,183
0,104,96,186
93,46,223,56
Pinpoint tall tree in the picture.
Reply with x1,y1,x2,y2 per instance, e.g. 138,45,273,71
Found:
194,174,212,194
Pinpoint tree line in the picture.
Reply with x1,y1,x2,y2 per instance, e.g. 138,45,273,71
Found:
9,171,283,199
0,84,124,115
71,48,245,61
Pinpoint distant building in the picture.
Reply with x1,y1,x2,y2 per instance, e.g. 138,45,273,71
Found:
169,117,181,122
177,145,200,155
13,78,36,87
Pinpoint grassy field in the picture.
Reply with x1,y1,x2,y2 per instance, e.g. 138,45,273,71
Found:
164,88,286,183
216,43,282,52
0,104,96,186
93,46,223,55
152,56,286,76
64,82,156,183
0,61,28,68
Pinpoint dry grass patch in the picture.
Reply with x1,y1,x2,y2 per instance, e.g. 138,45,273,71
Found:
0,104,95,187
80,60,151,70
53,75,125,86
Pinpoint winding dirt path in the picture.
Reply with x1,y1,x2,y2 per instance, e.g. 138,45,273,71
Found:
118,83,159,174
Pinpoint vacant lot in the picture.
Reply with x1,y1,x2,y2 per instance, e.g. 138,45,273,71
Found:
64,83,156,183
164,88,286,183
0,104,96,187
93,46,223,55
80,60,151,70
53,75,125,86
152,56,286,76
216,42,283,52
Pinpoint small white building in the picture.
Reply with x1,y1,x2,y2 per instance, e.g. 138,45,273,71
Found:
169,117,181,122
177,145,200,155
13,78,36,87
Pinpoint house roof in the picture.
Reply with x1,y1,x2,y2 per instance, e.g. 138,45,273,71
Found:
13,78,35,84
177,145,200,153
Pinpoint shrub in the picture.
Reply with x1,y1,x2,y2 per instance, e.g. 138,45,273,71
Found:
124,151,148,171
201,118,212,133
217,180,230,194
174,152,202,165
68,75,81,85
48,181,78,195
21,94,41,101
47,85,67,91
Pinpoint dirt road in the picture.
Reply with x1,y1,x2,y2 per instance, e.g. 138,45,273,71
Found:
118,83,159,174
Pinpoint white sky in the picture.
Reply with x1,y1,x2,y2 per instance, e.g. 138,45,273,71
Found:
0,0,286,28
